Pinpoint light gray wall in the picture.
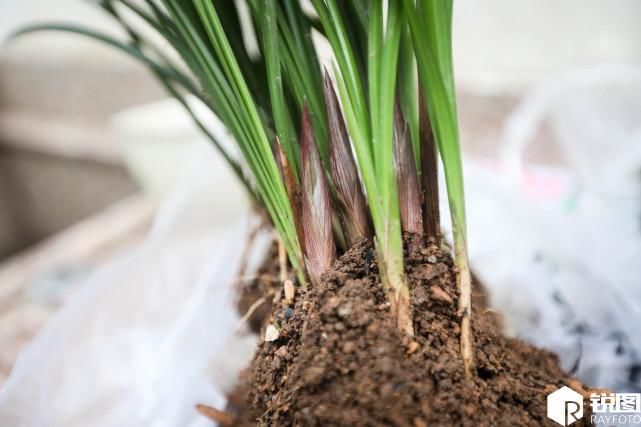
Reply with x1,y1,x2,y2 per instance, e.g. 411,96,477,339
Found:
453,0,641,92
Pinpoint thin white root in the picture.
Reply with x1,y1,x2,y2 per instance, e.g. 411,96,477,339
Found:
396,286,414,337
461,313,473,376
233,274,281,284
380,250,414,337
458,261,474,377
234,295,268,334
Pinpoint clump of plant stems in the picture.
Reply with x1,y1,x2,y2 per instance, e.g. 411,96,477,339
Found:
14,0,473,374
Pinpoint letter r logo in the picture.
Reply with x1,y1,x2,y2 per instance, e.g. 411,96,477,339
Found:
547,386,584,426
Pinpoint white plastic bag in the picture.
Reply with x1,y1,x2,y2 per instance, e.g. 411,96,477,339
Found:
461,65,641,390
0,120,269,427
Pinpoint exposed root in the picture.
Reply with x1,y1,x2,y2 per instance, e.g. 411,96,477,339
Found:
233,274,281,285
388,274,414,337
395,286,414,337
458,262,474,377
234,295,269,334
233,219,267,294
378,248,414,337
195,404,234,426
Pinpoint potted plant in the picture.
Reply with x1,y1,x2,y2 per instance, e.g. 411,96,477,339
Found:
15,1,594,425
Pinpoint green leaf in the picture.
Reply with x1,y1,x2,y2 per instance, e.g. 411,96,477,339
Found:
10,24,188,89
403,0,466,246
369,0,405,309
398,27,420,170
260,0,298,177
404,0,473,371
311,0,370,150
191,0,304,278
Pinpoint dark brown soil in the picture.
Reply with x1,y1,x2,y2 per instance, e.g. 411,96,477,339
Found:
230,236,593,426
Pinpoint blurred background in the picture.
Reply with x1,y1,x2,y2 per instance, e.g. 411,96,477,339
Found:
1,0,640,397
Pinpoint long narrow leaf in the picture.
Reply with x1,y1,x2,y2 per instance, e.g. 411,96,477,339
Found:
261,0,298,176
398,27,420,169
403,0,473,373
191,0,304,278
10,24,189,90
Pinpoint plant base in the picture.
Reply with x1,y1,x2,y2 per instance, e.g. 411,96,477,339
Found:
228,237,593,426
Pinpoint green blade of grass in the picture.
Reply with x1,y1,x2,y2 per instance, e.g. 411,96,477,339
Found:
311,0,370,150
314,0,410,333
335,1,368,80
163,1,302,249
281,0,323,103
403,0,473,374
107,2,255,199
260,0,298,177
398,27,420,170
368,0,383,160
311,1,377,238
369,0,411,335
211,0,270,113
10,24,189,90
191,0,304,280
247,0,328,162
162,1,261,157
280,0,328,159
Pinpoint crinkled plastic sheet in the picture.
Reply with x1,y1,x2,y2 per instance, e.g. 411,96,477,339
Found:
0,141,270,427
462,65,641,391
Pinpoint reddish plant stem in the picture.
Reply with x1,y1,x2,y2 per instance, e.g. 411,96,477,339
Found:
322,70,372,247
300,106,336,286
419,91,440,238
276,140,305,256
394,101,423,235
